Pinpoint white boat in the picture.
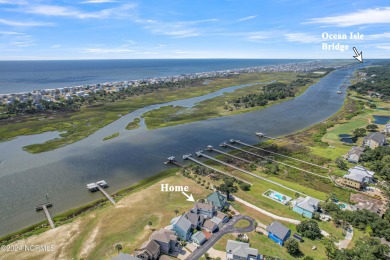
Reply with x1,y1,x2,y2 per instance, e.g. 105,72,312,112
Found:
96,180,108,188
255,132,265,137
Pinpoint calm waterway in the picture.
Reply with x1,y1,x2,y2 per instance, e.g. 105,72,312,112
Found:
0,63,365,236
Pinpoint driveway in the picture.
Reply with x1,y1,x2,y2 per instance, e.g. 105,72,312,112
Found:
186,214,255,260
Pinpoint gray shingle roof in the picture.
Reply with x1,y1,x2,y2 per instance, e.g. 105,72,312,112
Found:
344,166,375,182
364,132,386,144
173,215,192,232
192,231,206,241
266,221,290,239
226,240,258,258
203,219,217,231
184,212,204,226
150,229,177,244
295,197,319,213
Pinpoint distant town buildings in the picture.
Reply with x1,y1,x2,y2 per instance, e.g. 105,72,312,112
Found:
0,61,347,112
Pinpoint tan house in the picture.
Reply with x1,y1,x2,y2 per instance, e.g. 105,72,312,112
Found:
135,240,160,260
340,166,374,190
363,132,387,149
149,229,180,255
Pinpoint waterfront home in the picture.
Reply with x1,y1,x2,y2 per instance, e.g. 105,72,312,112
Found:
266,221,291,246
193,202,216,219
216,211,229,223
203,219,218,233
292,196,320,219
340,166,375,190
226,240,259,260
135,240,160,260
184,211,204,229
110,253,141,260
149,229,180,255
170,215,192,241
191,231,207,245
346,146,365,163
206,191,229,210
363,132,387,149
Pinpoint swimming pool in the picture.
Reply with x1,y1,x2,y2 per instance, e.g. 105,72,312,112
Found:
263,189,292,205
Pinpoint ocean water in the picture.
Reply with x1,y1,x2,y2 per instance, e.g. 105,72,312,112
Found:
0,59,312,94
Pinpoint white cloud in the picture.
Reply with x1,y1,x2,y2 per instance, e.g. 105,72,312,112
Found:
50,44,62,48
306,7,390,27
136,18,217,38
0,0,27,4
285,33,321,43
366,32,390,40
376,45,390,50
12,3,136,19
11,40,35,47
0,18,53,27
236,15,256,22
80,0,118,3
83,48,134,54
0,31,24,35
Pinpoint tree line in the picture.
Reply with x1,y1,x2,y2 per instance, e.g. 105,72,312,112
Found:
225,78,313,110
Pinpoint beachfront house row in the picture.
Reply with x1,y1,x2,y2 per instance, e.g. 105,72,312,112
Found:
184,211,204,229
193,202,216,219
206,191,229,210
346,146,365,163
340,165,375,190
292,196,320,219
203,219,218,233
226,240,259,260
149,229,180,255
135,240,160,260
266,221,291,246
363,132,387,149
191,231,207,245
170,216,192,241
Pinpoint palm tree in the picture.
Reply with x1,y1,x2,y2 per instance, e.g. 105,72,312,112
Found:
115,243,122,254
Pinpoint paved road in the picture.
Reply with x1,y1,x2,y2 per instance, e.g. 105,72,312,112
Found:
186,214,255,260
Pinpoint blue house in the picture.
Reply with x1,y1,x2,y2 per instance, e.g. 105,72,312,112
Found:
292,196,320,219
266,221,291,246
171,215,192,241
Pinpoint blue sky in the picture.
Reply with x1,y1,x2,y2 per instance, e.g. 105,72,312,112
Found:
0,0,390,60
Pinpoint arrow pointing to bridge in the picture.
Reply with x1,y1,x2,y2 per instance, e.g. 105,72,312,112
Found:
182,191,195,202
352,47,363,63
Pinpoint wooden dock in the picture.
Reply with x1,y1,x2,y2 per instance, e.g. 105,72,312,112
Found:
36,203,55,229
223,142,330,180
233,139,328,170
183,154,252,185
42,205,55,229
97,185,116,205
206,145,251,163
